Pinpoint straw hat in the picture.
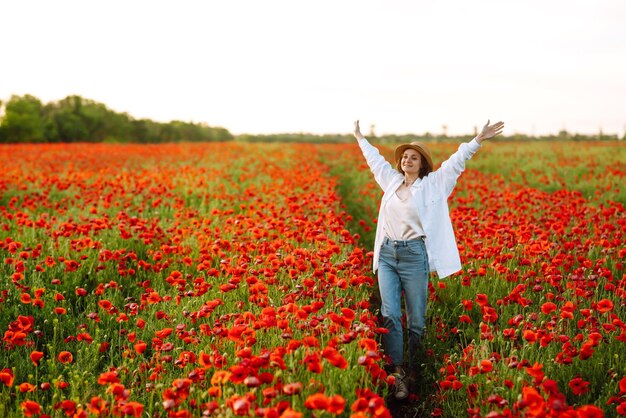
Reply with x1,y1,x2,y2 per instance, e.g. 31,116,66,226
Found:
394,142,434,174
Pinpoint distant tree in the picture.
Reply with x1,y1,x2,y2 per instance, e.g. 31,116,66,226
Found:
101,111,133,142
0,93,230,143
44,96,116,142
158,123,181,143
0,94,46,142
213,127,234,141
130,119,160,143
44,96,90,142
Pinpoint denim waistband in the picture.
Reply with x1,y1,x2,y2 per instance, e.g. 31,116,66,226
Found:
383,236,425,246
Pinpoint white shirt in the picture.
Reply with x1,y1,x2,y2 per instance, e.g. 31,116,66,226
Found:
383,191,425,240
357,137,481,278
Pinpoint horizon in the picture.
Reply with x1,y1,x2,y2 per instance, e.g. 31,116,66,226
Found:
1,1,625,138
0,92,623,138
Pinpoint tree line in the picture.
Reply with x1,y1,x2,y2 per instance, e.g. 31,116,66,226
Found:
1,94,622,144
0,94,233,143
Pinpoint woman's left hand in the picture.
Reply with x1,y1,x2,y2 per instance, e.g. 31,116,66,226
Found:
354,120,365,140
476,120,505,143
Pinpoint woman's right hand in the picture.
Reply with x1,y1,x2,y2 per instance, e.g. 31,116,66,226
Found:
354,120,364,140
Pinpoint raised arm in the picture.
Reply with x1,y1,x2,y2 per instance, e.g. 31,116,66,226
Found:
353,120,401,191
432,120,505,195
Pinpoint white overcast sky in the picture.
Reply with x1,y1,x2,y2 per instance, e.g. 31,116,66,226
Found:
1,0,625,136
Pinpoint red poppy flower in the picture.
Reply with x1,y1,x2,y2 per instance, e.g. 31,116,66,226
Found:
596,299,614,313
475,294,489,307
322,346,348,369
522,386,545,416
540,302,557,314
523,330,537,343
525,362,544,383
20,400,41,417
57,351,73,364
480,359,493,373
133,341,147,354
210,371,231,386
208,385,222,398
0,369,14,388
87,396,108,414
55,399,77,416
305,393,330,410
118,401,143,417
278,408,303,418
575,405,604,417
19,382,36,393
358,338,378,351
461,299,474,310
283,382,303,395
327,395,346,414
98,371,120,385
568,377,590,395
30,350,44,366
303,352,323,373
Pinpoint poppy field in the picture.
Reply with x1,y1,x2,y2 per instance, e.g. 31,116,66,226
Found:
1,140,625,417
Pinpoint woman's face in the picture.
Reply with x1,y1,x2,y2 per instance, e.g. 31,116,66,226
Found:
401,149,422,175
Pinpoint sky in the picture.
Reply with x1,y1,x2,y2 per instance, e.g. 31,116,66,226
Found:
1,0,625,136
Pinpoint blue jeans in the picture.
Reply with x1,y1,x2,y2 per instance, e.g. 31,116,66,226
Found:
378,236,430,367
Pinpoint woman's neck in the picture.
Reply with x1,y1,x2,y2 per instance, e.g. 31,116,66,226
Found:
404,174,419,186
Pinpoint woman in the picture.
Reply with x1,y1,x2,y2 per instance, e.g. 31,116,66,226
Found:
353,119,504,399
